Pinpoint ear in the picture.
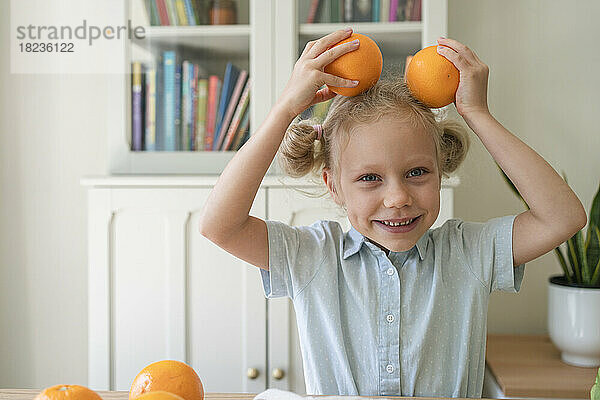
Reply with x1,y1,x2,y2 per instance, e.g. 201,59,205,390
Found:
322,168,343,206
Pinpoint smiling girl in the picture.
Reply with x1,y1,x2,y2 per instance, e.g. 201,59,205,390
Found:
198,29,586,397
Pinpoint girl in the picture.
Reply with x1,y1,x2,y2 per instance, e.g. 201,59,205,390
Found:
199,29,586,397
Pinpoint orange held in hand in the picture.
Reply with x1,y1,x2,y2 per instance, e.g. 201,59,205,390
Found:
406,45,459,108
129,360,204,400
324,33,383,97
34,385,102,400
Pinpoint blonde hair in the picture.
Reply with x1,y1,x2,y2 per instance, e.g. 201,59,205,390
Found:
278,72,470,183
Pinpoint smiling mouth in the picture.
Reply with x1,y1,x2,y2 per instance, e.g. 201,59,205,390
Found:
376,216,421,227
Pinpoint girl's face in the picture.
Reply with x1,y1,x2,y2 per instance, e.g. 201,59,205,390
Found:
323,114,441,253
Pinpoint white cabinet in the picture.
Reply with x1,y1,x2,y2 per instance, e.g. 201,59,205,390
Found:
82,175,458,394
113,0,448,174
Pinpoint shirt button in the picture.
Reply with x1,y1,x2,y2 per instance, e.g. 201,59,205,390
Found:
386,267,395,275
386,314,395,323
386,364,395,374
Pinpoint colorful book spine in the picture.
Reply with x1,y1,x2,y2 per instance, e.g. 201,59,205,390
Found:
156,0,170,25
181,60,190,151
204,75,220,151
183,0,197,25
174,63,182,150
231,110,250,150
215,70,248,151
190,64,199,150
389,0,398,21
175,0,189,25
213,62,240,149
195,78,208,151
132,62,143,151
222,78,250,151
380,0,390,22
372,0,380,22
144,66,157,151
162,51,176,151
165,0,179,25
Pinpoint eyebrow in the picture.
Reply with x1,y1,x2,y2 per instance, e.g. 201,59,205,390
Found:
350,158,436,172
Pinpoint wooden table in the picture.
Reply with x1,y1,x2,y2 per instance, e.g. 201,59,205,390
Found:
486,334,598,398
0,390,497,400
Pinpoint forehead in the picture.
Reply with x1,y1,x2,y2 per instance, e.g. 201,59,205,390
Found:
339,114,437,170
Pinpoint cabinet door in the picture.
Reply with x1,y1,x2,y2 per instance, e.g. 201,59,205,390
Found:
266,187,349,394
88,188,267,393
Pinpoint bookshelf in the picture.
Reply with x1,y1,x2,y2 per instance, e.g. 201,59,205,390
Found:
109,0,447,174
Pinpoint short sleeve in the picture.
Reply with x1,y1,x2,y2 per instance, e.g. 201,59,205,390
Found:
454,215,525,294
260,220,335,300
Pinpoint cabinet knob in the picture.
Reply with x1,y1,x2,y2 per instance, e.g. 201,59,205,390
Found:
272,368,285,380
247,368,259,379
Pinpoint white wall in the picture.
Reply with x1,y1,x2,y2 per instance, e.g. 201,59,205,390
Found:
1,0,599,390
448,0,600,334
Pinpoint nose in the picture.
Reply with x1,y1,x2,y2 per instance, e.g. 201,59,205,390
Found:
383,181,413,209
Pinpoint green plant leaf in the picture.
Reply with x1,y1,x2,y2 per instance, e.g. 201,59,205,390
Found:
591,226,600,286
590,180,600,231
567,234,582,283
554,245,573,283
576,230,590,284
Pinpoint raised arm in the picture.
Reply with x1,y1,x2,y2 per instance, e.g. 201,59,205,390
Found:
436,37,587,267
198,28,361,270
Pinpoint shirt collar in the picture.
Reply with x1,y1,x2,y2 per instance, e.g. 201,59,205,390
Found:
343,225,429,260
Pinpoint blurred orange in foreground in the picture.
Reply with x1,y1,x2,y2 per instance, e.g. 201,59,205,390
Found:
129,360,204,400
34,385,102,400
135,392,186,400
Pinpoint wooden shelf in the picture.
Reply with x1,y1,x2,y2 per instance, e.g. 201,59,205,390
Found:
298,22,422,58
486,334,598,399
133,25,251,55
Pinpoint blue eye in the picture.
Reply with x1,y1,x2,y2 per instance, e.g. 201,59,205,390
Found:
408,168,427,177
359,174,379,182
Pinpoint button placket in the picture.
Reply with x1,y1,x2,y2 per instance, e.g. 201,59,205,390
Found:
378,255,400,395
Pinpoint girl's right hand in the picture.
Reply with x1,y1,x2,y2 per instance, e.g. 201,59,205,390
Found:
277,29,361,118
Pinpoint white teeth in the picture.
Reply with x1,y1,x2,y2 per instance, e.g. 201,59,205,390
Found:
381,218,415,227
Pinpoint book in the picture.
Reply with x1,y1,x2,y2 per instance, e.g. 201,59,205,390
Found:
183,0,197,25
131,62,143,151
162,51,177,151
230,108,250,150
175,0,189,25
174,63,182,150
144,65,157,151
372,0,380,22
353,0,371,22
204,75,220,150
221,78,252,150
165,0,179,25
155,0,170,25
306,0,321,23
181,60,191,151
380,0,390,22
389,0,398,21
195,78,208,151
214,69,248,151
222,77,250,151
213,62,240,149
190,64,199,150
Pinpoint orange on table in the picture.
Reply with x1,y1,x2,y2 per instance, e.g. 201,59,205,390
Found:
129,360,204,400
324,33,383,96
405,45,459,108
34,385,102,400
135,392,186,400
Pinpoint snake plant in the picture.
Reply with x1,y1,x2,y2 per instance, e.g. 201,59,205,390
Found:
499,166,600,287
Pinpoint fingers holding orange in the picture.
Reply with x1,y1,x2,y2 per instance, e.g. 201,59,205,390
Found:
406,45,459,108
323,33,383,96
305,28,354,59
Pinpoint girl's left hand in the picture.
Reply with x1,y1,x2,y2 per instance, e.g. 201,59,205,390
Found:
436,37,490,117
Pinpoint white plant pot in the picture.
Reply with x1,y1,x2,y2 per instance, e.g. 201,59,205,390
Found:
548,275,600,367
